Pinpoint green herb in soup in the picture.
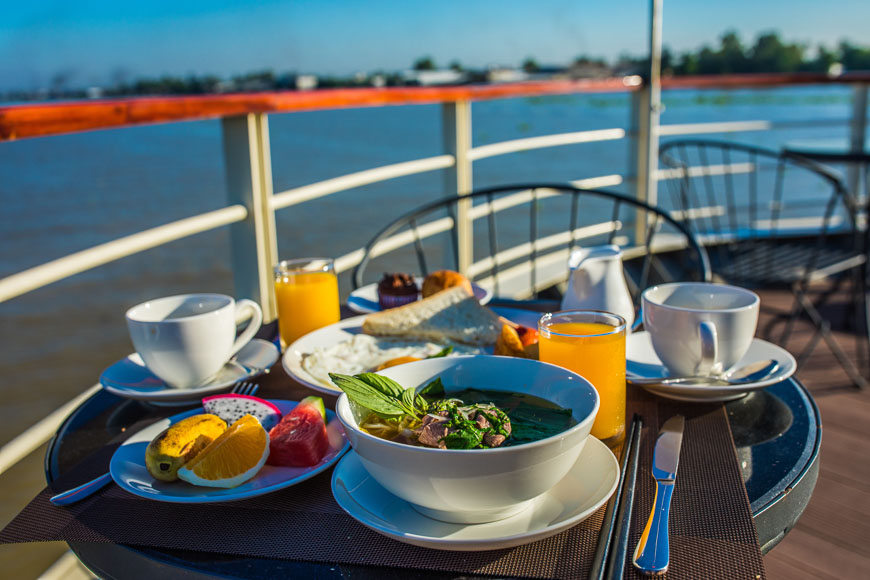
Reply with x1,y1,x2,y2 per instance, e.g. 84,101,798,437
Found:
328,373,575,449
448,388,577,446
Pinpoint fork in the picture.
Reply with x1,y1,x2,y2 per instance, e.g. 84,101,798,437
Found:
231,381,260,396
50,380,259,506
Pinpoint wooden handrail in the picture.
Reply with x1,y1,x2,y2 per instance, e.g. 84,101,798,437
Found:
0,78,636,141
2,72,868,143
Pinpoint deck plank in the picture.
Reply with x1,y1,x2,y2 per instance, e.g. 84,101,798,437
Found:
793,479,870,557
754,287,870,579
764,549,841,580
763,527,870,579
814,424,870,486
815,395,870,436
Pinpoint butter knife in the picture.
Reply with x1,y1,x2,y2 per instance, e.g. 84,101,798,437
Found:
632,415,685,575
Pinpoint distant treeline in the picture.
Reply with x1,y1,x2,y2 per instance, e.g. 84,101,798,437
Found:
654,31,870,75
5,30,870,102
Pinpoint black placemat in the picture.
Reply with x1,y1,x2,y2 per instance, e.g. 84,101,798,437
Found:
0,389,765,579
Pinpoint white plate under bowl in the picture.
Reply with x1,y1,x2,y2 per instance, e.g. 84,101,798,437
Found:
331,437,618,551
109,399,349,503
100,338,279,404
627,331,797,402
282,307,543,395
347,278,492,314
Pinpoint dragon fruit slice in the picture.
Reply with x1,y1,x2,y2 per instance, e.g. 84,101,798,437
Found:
202,394,282,430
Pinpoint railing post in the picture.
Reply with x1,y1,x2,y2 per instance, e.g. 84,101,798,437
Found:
629,89,650,204
442,100,473,275
629,0,663,246
630,0,663,206
222,113,279,321
848,83,868,197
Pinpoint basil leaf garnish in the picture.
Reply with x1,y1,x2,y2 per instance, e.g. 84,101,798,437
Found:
427,346,453,359
419,377,445,399
356,372,405,398
401,386,420,415
328,373,406,416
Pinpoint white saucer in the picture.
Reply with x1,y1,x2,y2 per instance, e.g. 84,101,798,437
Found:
331,437,619,551
100,338,280,404
347,278,492,314
626,331,797,402
110,399,349,503
283,307,542,395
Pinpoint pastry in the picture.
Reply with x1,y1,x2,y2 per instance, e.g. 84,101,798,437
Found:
377,272,419,310
421,270,473,298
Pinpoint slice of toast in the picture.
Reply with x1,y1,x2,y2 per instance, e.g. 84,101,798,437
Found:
361,285,501,346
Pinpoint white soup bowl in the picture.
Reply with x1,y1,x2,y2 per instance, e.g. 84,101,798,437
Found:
335,355,599,524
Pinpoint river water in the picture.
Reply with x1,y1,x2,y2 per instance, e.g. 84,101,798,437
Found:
0,84,861,576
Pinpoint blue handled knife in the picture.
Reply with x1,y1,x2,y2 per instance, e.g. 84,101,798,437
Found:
632,415,685,575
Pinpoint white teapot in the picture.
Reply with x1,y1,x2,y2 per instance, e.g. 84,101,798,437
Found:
560,244,635,330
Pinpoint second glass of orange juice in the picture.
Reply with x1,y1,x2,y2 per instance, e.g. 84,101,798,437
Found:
274,258,340,349
538,310,627,448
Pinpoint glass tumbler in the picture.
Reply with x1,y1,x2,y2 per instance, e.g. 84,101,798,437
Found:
538,310,627,448
274,258,340,349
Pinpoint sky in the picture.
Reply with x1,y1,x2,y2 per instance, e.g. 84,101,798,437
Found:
1,0,869,92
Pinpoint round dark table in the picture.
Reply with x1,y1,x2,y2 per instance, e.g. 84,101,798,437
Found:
44,320,821,579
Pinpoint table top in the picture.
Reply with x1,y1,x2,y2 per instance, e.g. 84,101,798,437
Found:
39,306,820,579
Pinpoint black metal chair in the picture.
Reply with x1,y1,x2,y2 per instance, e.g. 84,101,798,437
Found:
352,183,711,319
659,139,868,388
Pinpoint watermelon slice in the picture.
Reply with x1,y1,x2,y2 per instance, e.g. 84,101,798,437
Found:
267,396,329,467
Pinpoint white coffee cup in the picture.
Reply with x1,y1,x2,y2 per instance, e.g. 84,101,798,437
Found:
126,294,263,389
642,282,760,377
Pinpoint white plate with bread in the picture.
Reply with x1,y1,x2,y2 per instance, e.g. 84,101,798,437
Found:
283,286,540,395
347,270,492,314
348,278,492,313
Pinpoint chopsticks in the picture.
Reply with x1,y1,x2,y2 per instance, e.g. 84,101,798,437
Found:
589,414,643,580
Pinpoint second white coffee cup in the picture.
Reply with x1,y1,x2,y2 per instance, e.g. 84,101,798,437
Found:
126,293,263,389
642,282,760,377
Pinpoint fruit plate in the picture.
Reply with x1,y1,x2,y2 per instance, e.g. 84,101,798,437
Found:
109,400,349,503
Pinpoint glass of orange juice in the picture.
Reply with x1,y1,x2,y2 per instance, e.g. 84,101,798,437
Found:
274,258,340,349
538,310,627,448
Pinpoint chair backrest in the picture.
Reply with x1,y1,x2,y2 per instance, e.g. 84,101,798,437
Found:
659,140,863,288
782,147,870,209
658,139,855,245
352,184,711,306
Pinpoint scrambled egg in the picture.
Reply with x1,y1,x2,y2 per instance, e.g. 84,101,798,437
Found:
301,335,483,388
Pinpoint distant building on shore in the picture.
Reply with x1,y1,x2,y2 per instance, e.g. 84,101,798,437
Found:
401,69,467,86
295,75,318,90
486,67,528,83
567,60,614,79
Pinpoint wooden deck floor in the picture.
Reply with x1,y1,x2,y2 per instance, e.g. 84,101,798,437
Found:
754,284,870,578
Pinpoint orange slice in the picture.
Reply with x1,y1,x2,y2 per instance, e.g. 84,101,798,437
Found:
375,355,421,371
177,414,269,488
